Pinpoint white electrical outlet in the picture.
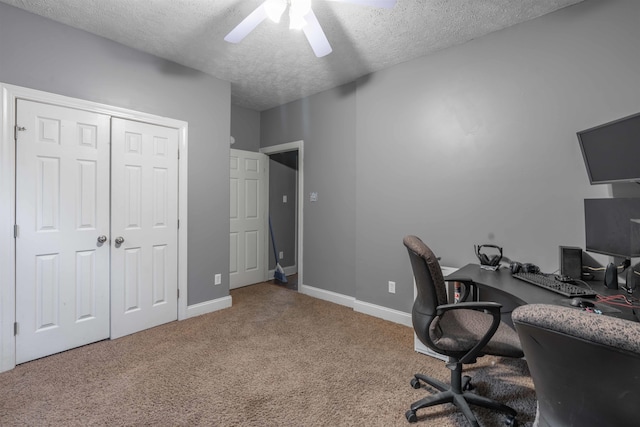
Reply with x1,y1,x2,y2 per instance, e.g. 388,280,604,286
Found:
279,251,284,260
388,281,396,294
214,274,222,285
283,195,288,203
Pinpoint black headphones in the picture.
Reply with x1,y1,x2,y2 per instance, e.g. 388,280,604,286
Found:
475,244,503,267
510,262,540,274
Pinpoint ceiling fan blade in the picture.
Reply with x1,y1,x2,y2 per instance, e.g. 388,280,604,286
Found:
302,9,332,58
224,2,269,43
324,0,397,8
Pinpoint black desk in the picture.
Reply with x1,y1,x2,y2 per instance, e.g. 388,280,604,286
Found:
446,263,638,325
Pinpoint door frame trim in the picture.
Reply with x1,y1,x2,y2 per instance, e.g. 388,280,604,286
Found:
0,83,189,372
260,141,304,289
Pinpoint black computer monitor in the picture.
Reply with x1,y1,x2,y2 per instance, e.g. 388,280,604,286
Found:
584,198,640,258
577,112,640,185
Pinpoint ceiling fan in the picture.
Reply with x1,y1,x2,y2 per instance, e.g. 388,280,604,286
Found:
224,0,397,58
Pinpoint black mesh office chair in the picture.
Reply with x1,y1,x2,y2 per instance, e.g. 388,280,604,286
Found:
403,235,523,426
512,304,640,427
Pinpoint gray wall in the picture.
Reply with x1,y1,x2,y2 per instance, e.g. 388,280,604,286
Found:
230,105,261,152
261,0,640,312
262,84,358,296
0,3,231,305
269,153,298,270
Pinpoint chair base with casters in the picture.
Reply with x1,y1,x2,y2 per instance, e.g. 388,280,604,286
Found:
403,235,523,427
405,360,518,426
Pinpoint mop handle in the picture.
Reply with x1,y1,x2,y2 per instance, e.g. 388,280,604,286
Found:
268,216,279,264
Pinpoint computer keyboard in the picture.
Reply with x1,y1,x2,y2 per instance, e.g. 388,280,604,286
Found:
512,272,598,298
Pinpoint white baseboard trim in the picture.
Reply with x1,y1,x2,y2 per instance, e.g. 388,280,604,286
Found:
186,295,232,319
299,284,355,308
299,284,411,327
354,300,412,327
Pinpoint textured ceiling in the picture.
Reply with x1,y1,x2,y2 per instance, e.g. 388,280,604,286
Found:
1,0,584,111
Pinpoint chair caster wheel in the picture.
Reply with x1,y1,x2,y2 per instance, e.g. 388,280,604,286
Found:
505,415,518,426
410,378,421,389
405,409,418,423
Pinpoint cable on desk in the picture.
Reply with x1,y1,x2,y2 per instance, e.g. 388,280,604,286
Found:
596,294,640,310
572,279,595,292
583,263,630,272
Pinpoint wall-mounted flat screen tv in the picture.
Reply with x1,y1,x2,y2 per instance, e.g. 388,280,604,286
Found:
578,112,640,185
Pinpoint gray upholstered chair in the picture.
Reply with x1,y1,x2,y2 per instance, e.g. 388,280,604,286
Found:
512,304,640,427
403,235,523,426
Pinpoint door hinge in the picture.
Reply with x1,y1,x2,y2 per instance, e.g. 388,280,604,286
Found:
178,150,180,160
177,289,180,299
177,219,180,229
14,224,18,238
14,125,26,140
14,322,18,336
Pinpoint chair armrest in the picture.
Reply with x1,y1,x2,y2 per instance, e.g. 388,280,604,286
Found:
435,301,502,365
436,301,502,316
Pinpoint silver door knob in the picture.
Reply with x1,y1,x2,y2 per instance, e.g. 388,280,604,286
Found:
97,235,107,243
115,237,125,245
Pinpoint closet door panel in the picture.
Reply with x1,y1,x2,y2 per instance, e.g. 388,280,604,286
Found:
110,118,179,339
15,100,110,364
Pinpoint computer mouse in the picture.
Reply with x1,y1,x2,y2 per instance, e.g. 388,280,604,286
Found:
570,298,595,308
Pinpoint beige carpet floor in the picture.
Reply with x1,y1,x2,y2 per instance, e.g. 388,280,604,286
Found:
0,282,536,426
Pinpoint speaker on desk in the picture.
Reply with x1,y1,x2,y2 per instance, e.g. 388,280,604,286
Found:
560,246,582,280
604,263,618,289
625,266,638,294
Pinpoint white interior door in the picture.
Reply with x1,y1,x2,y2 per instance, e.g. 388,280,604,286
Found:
15,100,111,364
230,149,268,289
110,118,179,339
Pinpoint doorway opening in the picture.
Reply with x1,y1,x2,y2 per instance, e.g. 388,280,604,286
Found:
260,141,304,291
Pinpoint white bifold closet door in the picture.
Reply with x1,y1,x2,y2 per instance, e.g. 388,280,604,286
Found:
110,118,179,339
15,101,179,363
15,100,111,363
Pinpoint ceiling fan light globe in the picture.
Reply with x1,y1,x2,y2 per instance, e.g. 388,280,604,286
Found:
265,0,287,23
289,13,308,30
291,0,312,16
290,0,311,30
